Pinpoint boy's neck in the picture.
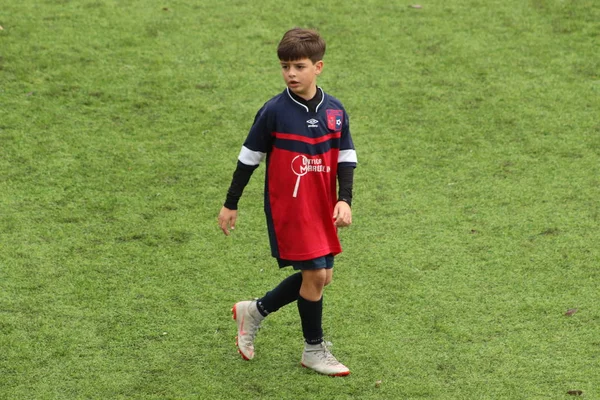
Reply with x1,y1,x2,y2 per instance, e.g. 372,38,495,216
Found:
293,85,317,101
289,87,322,113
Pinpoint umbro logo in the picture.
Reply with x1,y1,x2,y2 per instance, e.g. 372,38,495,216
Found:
307,118,319,128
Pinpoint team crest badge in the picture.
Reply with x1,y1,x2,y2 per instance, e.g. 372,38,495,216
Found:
326,109,343,131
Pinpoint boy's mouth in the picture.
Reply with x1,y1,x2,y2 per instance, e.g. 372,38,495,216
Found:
289,80,300,85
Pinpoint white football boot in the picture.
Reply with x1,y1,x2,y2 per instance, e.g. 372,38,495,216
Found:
301,341,350,376
231,300,264,360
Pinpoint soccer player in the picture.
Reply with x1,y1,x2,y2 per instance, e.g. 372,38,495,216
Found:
218,27,357,376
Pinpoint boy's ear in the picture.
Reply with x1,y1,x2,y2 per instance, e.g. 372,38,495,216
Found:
315,60,324,75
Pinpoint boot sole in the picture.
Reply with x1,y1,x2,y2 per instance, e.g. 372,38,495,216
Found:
301,362,350,377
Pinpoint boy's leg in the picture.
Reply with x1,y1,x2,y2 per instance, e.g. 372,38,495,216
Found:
325,268,333,287
257,272,303,316
296,256,350,376
232,272,303,361
297,269,327,344
254,266,328,319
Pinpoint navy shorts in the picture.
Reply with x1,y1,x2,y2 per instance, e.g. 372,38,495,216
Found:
277,254,334,270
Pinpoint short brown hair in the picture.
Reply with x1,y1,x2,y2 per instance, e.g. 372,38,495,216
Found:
277,28,326,63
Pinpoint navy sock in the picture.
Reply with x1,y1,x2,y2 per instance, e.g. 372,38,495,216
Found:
297,295,323,345
256,272,302,317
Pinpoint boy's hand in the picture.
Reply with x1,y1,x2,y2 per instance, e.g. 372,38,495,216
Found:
218,206,238,236
333,201,352,227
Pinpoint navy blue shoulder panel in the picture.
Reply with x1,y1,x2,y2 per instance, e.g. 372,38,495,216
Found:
244,89,354,157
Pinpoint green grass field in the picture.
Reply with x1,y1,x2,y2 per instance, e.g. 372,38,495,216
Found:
1,0,599,399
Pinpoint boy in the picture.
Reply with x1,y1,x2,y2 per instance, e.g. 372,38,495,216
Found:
218,28,357,376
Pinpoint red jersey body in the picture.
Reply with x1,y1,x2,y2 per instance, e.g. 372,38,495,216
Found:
238,88,357,263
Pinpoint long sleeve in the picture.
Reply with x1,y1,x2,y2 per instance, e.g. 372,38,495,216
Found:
223,161,258,210
337,166,354,206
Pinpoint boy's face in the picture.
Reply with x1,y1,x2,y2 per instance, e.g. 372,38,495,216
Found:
280,58,323,99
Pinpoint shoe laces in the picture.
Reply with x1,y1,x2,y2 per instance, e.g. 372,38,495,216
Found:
312,343,342,366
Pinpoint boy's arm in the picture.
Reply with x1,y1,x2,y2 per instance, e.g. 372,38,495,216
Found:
337,166,354,206
335,108,357,228
218,104,271,236
333,166,354,227
224,163,256,210
218,162,257,236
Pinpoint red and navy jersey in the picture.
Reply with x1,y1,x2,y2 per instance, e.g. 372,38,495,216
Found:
238,87,357,261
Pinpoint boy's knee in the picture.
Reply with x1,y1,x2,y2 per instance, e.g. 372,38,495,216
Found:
324,273,333,286
300,269,327,301
301,269,327,287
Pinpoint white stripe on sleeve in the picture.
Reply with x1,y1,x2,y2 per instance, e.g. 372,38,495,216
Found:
338,149,357,164
238,146,266,166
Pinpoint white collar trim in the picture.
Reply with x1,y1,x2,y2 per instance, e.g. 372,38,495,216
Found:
285,87,325,112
